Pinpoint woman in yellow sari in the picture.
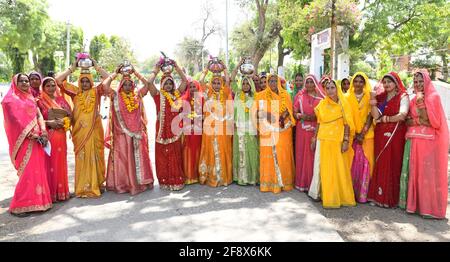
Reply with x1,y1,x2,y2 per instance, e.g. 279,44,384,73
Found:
312,79,356,208
198,65,234,187
345,72,374,203
55,58,109,198
254,74,295,194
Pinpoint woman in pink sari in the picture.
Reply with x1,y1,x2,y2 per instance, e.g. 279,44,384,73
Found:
293,74,325,192
403,70,449,219
37,77,72,202
103,65,154,195
2,74,52,216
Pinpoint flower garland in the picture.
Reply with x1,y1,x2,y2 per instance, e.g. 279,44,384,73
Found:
187,97,199,120
212,89,225,105
63,117,71,132
240,92,250,113
76,89,96,113
265,89,287,114
161,90,182,110
120,91,139,113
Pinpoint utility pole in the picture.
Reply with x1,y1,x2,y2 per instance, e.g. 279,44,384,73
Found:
66,20,71,80
330,0,337,79
225,0,229,69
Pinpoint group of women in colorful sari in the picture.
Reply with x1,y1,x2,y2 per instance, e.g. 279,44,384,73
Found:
293,70,448,219
2,58,448,220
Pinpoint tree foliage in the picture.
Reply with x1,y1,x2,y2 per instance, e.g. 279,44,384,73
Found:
0,0,49,73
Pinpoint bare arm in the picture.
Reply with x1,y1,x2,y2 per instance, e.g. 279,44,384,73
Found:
101,64,123,95
370,91,381,120
92,58,109,80
55,59,77,86
230,57,245,85
146,64,160,97
221,61,230,88
174,61,187,94
199,63,209,88
133,67,149,97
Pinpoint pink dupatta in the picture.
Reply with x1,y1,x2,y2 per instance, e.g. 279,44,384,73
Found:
2,74,41,170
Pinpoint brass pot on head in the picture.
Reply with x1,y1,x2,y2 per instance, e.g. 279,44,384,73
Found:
208,57,225,74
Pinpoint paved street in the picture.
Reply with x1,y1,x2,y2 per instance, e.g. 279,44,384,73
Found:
0,83,449,242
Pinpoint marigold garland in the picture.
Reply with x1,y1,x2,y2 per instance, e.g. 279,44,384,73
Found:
76,89,96,113
187,97,200,120
266,89,287,114
161,90,182,110
63,117,71,132
120,91,139,112
240,92,251,113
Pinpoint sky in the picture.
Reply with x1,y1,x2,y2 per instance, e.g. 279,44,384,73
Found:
47,0,249,62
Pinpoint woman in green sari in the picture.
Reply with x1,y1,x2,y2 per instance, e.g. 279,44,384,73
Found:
233,76,260,185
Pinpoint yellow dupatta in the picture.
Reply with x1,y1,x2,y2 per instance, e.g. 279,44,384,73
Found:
345,72,374,139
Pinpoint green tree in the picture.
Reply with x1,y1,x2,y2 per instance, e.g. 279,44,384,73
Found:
279,0,361,60
231,0,282,71
0,0,49,73
89,34,111,61
31,20,84,74
175,37,209,76
97,36,137,74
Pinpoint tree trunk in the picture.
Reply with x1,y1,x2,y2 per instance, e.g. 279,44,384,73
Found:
441,52,449,82
8,47,26,74
277,35,284,68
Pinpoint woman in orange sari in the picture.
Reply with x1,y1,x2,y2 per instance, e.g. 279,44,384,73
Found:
254,74,296,194
198,64,234,187
37,77,72,202
181,79,204,185
55,58,110,198
2,74,52,216
103,65,154,195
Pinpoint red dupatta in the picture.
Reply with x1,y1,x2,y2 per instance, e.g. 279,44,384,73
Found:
1,74,40,167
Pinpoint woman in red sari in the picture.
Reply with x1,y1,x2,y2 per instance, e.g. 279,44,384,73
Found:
368,72,409,208
147,60,187,191
403,70,449,219
181,79,204,185
293,74,325,192
2,74,52,216
103,65,154,195
37,77,72,202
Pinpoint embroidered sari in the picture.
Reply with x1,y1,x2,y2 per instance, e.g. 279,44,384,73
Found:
105,78,154,195
254,75,296,194
293,75,324,192
314,80,356,208
404,70,449,218
368,72,408,208
233,76,259,186
153,75,185,191
199,76,234,187
2,74,52,214
345,72,375,203
37,77,71,202
62,73,106,198
181,80,204,185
